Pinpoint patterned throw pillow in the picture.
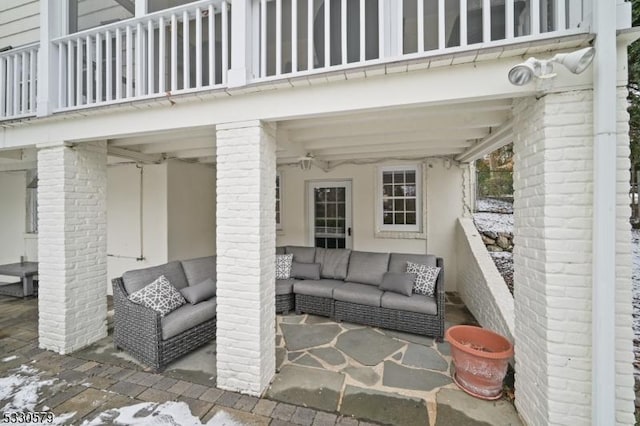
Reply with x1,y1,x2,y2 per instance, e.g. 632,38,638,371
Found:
128,275,186,317
276,254,294,279
406,262,441,297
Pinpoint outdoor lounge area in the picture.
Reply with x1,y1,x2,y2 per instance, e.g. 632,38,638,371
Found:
0,293,521,425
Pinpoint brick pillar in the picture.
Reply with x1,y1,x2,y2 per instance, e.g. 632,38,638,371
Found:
37,141,108,354
512,90,635,425
215,120,276,396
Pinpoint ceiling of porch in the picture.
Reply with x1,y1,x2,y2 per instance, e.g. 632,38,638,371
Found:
90,98,512,166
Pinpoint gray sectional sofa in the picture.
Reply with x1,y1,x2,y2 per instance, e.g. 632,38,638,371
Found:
276,246,445,338
112,256,217,371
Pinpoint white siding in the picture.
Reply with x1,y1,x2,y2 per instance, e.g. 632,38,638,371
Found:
0,0,39,49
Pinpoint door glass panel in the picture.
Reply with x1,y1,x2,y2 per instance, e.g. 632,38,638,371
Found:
313,186,348,249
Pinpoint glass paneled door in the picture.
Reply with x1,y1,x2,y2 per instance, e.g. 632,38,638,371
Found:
308,181,352,249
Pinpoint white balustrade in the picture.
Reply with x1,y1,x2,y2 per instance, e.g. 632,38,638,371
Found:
0,44,39,120
51,0,229,111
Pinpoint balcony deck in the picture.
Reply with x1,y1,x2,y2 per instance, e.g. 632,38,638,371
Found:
0,0,588,123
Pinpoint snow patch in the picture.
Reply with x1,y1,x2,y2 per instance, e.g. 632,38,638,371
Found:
2,355,18,362
475,198,513,214
473,212,513,235
82,401,246,426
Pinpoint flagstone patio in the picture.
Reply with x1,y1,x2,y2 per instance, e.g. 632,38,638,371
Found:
0,293,522,425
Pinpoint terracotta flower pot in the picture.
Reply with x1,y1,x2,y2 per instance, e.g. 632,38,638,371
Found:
445,325,514,400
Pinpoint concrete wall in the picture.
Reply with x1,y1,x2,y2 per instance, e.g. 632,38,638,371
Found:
167,160,216,262
0,0,39,48
106,163,169,290
276,158,465,290
456,217,514,341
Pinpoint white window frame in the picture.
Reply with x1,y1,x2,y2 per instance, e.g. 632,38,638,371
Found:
376,165,422,233
276,172,282,230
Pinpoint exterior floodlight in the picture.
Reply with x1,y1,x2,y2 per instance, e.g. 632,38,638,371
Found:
508,47,595,86
299,154,313,170
551,47,595,74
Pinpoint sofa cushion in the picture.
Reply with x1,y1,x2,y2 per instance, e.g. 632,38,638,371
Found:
381,292,437,315
285,246,316,263
276,254,294,279
161,299,217,340
345,251,390,286
181,256,216,288
379,272,416,297
276,246,286,255
407,262,441,297
129,275,186,317
334,283,384,307
315,248,351,280
388,253,437,274
122,261,189,294
180,278,216,304
293,279,343,298
276,279,296,295
291,262,321,280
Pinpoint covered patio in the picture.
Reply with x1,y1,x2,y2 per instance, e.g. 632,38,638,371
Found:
0,293,521,425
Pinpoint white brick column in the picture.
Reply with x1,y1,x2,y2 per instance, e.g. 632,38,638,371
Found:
37,141,108,354
512,89,635,425
215,120,276,396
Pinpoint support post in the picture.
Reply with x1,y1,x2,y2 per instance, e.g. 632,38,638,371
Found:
37,0,68,117
228,0,254,87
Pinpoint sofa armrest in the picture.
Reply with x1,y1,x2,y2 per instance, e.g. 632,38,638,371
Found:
435,257,445,320
112,277,163,363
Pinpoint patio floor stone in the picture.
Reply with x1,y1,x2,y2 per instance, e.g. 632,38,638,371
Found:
309,347,346,366
341,366,380,386
335,328,404,366
280,323,343,351
383,361,452,391
435,388,523,425
402,344,449,371
293,354,323,368
340,385,430,426
266,365,344,412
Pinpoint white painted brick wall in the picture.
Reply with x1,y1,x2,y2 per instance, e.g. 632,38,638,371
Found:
215,120,276,396
456,217,514,341
512,89,635,425
37,141,108,354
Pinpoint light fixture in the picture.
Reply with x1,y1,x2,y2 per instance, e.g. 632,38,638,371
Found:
507,47,595,86
299,154,313,171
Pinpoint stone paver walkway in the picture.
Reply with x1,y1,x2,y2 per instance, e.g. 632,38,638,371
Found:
0,293,522,425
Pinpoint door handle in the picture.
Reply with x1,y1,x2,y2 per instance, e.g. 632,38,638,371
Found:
348,227,352,236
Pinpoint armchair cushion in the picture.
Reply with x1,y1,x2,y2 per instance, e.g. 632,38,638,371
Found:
277,279,297,295
345,251,390,286
122,261,188,294
315,248,351,280
293,279,343,298
181,256,216,288
180,278,216,304
388,253,436,273
161,299,217,340
334,283,384,307
291,262,321,280
128,275,186,317
285,246,316,263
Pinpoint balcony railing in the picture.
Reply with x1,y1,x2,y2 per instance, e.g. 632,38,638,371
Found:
0,44,39,120
51,0,230,112
0,0,586,120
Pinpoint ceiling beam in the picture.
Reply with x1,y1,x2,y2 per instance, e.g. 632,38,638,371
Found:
108,127,215,147
455,119,513,163
0,149,22,160
138,138,216,154
275,128,306,157
316,148,466,162
107,146,163,164
167,148,216,159
312,140,473,157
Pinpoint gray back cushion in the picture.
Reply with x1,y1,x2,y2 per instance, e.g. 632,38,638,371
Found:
345,251,390,286
285,246,316,264
122,261,188,295
181,256,216,286
315,248,351,280
388,253,437,273
276,246,286,255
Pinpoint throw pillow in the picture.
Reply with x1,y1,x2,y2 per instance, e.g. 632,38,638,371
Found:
290,262,321,280
180,278,216,304
276,254,294,279
406,262,441,296
128,275,186,317
379,272,417,297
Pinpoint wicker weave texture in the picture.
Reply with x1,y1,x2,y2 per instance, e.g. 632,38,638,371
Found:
276,294,295,314
295,294,334,317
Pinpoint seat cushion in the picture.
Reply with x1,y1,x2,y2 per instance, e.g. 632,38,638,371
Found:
380,292,437,315
293,279,343,298
345,251,390,286
123,261,189,294
388,253,437,274
276,279,296,295
285,246,316,264
334,282,384,307
315,248,351,280
161,299,217,340
181,256,216,287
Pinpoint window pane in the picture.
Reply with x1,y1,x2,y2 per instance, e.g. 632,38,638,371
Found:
276,212,280,223
394,185,405,196
406,198,416,211
315,189,324,202
327,203,337,217
406,212,416,225
338,203,346,217
336,187,345,201
383,185,393,197
404,185,416,196
383,172,393,184
383,213,393,224
394,213,405,224
394,172,405,184
394,199,405,211
406,171,416,183
327,188,337,202
315,203,325,217
383,199,393,211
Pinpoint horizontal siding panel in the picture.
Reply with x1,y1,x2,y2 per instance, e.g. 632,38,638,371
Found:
0,1,39,48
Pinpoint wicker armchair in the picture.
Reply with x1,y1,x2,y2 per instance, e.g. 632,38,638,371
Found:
112,277,216,371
